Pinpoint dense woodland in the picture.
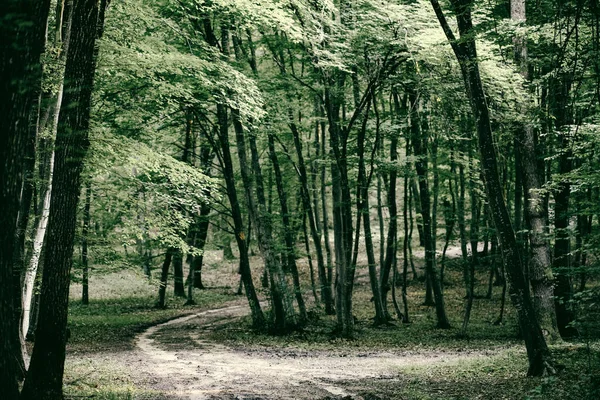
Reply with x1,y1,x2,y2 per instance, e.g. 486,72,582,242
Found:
2,0,600,398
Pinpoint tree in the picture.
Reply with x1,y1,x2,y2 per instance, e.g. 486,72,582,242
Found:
21,0,109,397
0,0,52,395
510,0,560,342
429,0,555,376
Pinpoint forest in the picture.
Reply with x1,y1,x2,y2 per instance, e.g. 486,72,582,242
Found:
1,0,600,398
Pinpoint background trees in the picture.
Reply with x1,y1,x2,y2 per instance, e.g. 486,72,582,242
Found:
2,0,600,396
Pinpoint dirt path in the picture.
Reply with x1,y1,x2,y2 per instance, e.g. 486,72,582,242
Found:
133,303,497,400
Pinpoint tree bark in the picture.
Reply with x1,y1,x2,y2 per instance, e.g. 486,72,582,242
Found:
325,82,355,337
173,250,186,297
22,1,108,397
430,0,555,375
409,90,450,329
356,102,386,325
0,0,51,393
215,104,265,329
234,111,294,331
157,248,173,309
81,181,91,305
381,92,402,319
290,113,334,314
268,133,307,324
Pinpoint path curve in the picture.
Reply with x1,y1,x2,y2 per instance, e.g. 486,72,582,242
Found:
134,304,500,400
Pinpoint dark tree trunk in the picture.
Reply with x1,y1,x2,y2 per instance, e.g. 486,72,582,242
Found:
409,90,450,329
234,111,294,331
302,211,319,304
81,181,91,305
550,71,575,337
441,151,457,289
22,1,108,397
268,133,307,324
462,149,480,335
201,19,264,327
381,92,401,319
191,204,210,291
356,102,386,325
215,104,265,329
191,145,213,293
0,0,51,393
173,251,186,298
290,113,334,314
157,248,174,309
325,82,355,337
402,163,411,324
430,0,555,375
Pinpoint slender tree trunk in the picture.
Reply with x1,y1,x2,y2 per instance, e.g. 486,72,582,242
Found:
234,110,293,330
81,181,91,305
457,150,469,280
325,81,355,337
319,110,334,298
214,104,265,328
290,113,334,314
381,93,401,319
409,90,450,329
356,102,386,325
191,203,210,291
302,212,319,304
430,0,555,375
402,171,411,324
462,149,480,335
22,150,55,343
21,0,71,329
268,133,307,324
157,249,174,309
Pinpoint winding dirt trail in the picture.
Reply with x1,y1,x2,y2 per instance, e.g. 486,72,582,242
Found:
134,303,496,400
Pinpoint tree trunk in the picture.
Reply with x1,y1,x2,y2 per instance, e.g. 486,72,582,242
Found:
356,101,386,325
215,104,265,329
22,149,55,343
401,165,411,324
325,82,355,337
173,251,186,298
234,111,294,331
191,145,213,293
511,0,560,338
268,133,307,324
22,1,108,397
157,248,173,309
409,90,450,329
381,92,401,319
320,108,334,300
430,0,555,375
0,0,51,393
191,204,211,291
290,113,334,314
81,181,91,305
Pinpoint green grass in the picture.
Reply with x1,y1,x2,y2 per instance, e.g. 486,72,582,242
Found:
341,345,600,400
68,290,233,353
67,269,235,352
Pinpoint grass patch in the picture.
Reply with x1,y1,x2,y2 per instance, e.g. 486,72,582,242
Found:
67,270,236,353
341,344,600,400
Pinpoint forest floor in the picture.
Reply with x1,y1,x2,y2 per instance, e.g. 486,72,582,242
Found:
63,247,600,400
132,300,518,400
